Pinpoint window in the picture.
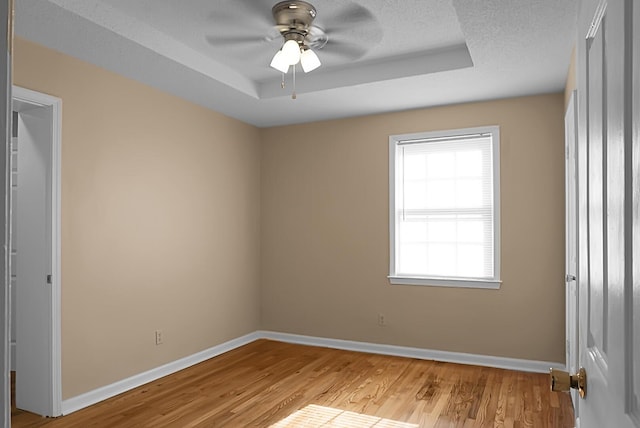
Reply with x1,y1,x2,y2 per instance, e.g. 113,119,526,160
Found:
388,126,500,289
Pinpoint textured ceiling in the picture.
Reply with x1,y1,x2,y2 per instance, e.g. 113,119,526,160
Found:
96,0,466,81
15,0,578,127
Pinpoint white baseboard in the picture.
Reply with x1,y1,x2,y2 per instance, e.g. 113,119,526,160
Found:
257,330,565,374
61,332,261,415
61,330,564,415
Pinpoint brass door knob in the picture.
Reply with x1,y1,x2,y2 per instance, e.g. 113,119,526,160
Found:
550,367,587,398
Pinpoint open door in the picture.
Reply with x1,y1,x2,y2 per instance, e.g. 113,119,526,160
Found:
558,0,640,426
11,87,62,418
14,103,52,416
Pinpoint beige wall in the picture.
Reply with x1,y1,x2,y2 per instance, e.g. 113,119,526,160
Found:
261,94,566,363
13,37,567,400
14,38,262,399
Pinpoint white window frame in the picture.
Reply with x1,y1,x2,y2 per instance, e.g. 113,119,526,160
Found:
388,126,501,289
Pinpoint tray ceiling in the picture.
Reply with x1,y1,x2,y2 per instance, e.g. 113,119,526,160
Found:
15,0,577,127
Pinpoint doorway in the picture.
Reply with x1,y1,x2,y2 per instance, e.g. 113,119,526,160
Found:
11,86,61,418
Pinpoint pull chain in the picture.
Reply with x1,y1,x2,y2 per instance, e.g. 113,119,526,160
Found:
292,63,297,100
281,72,285,89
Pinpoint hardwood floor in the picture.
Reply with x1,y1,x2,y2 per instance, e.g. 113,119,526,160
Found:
12,340,574,427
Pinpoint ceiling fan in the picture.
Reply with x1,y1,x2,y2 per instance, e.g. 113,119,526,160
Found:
205,0,382,74
269,1,326,74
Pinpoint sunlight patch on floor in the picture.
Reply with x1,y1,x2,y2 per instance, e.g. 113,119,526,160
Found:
270,404,419,428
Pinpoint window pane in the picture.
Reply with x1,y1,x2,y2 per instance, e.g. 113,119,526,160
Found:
426,179,455,208
399,221,427,243
457,150,483,177
456,179,483,208
457,220,484,243
398,243,427,274
426,152,455,178
427,243,456,276
457,244,485,277
404,180,427,209
427,219,455,243
404,153,426,180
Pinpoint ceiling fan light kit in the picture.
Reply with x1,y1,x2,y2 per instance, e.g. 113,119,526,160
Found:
281,38,302,65
300,47,321,72
270,50,290,73
269,1,324,98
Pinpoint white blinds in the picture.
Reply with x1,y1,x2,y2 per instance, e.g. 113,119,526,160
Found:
394,135,494,279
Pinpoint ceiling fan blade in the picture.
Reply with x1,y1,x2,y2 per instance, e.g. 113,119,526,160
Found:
315,1,383,53
208,0,274,33
205,0,282,58
205,34,269,48
317,2,377,33
322,39,369,60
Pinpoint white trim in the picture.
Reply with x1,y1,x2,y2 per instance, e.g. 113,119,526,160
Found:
388,137,397,283
257,331,563,374
388,126,501,288
61,330,564,415
564,90,580,413
1,3,12,423
10,341,15,371
492,126,501,282
388,275,501,289
11,86,63,417
61,332,261,415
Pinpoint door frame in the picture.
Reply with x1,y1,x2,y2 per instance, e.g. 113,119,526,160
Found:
12,85,62,417
1,1,13,425
564,89,580,417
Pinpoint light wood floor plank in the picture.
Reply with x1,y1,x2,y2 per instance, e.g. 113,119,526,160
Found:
12,340,574,427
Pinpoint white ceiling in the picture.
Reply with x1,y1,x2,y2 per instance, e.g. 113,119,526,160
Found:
15,0,577,127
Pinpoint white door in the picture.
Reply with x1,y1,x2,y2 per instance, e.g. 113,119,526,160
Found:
15,105,53,416
576,0,638,427
10,87,62,419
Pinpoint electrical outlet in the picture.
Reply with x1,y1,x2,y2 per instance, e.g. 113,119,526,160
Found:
155,330,163,345
378,313,386,326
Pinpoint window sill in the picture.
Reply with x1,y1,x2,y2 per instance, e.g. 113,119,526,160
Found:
388,276,502,289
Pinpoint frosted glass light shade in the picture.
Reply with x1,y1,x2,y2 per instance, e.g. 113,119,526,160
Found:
300,48,321,72
270,50,289,73
281,39,301,65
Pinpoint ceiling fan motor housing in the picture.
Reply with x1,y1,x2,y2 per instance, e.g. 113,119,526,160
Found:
272,1,317,44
